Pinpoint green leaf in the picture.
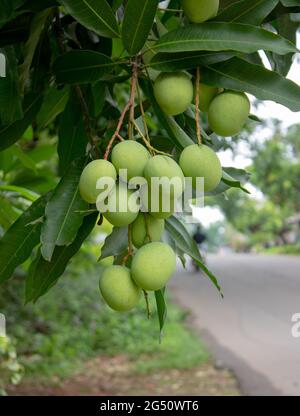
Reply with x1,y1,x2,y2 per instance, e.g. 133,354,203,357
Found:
201,57,300,112
122,0,159,55
149,51,234,72
99,226,128,260
59,0,119,38
280,0,300,5
0,195,20,229
215,0,279,25
53,50,114,84
0,46,23,124
0,93,43,151
165,216,222,295
222,169,251,194
19,9,52,93
0,184,39,201
155,289,167,339
0,193,50,285
40,158,88,262
154,22,297,55
10,144,37,173
37,86,69,128
58,95,88,176
26,212,97,302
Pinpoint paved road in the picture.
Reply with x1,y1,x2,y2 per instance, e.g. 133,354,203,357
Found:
170,253,300,396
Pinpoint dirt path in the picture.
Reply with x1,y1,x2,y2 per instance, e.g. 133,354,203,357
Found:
8,355,240,396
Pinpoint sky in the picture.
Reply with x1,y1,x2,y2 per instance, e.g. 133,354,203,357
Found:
195,35,300,226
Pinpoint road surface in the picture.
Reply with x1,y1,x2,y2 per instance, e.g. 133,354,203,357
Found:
170,253,300,396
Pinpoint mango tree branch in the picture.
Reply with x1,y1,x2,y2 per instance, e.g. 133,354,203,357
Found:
195,67,202,145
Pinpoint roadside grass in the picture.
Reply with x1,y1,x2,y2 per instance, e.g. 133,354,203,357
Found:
262,244,300,256
1,260,209,383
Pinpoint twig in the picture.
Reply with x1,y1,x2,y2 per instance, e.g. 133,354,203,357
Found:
143,289,151,319
104,60,138,160
158,8,182,12
133,120,172,157
122,224,134,265
137,81,151,145
195,67,202,145
74,85,100,158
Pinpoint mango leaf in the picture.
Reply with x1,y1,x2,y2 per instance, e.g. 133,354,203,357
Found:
154,22,297,55
155,289,167,340
10,144,37,173
0,195,20,230
26,211,98,302
40,158,88,262
222,168,251,194
215,0,279,25
37,86,69,128
165,216,222,295
0,46,22,124
99,226,128,260
201,57,300,112
149,51,234,71
58,95,87,175
122,0,159,55
280,0,300,5
59,0,119,38
0,93,43,151
19,8,52,93
53,50,114,84
0,184,39,201
0,193,50,285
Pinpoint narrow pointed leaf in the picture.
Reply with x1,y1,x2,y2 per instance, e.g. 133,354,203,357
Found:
40,158,88,261
154,22,297,55
122,0,159,55
59,0,119,38
53,50,113,84
165,216,222,295
201,57,300,112
0,193,50,285
99,226,128,260
26,212,97,302
215,0,279,25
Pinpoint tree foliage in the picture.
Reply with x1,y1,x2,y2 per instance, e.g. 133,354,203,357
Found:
0,0,300,330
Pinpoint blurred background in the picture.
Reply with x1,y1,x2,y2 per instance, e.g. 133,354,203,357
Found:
1,34,300,400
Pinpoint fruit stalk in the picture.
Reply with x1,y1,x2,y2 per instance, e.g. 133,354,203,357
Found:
195,67,202,146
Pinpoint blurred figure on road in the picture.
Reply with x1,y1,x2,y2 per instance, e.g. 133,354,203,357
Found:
192,225,207,271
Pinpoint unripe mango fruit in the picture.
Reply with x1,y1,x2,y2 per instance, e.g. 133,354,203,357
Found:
208,91,250,137
79,159,117,204
154,72,194,116
131,242,176,291
182,0,219,23
111,140,150,182
179,144,222,192
102,184,140,227
144,155,185,199
198,83,219,112
99,265,141,311
140,184,175,219
132,213,165,248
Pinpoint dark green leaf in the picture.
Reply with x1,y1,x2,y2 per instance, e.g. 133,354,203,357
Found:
0,93,43,151
280,0,300,5
0,195,20,230
37,86,69,128
149,51,234,72
0,46,22,124
122,0,159,55
154,23,297,55
58,95,87,175
53,50,114,84
59,0,119,38
155,289,167,339
215,0,279,25
201,57,300,112
99,226,128,260
26,212,97,302
222,168,251,194
0,193,50,285
165,216,222,295
40,158,88,261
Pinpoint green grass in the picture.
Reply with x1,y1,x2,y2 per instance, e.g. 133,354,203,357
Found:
262,244,300,256
1,257,209,382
